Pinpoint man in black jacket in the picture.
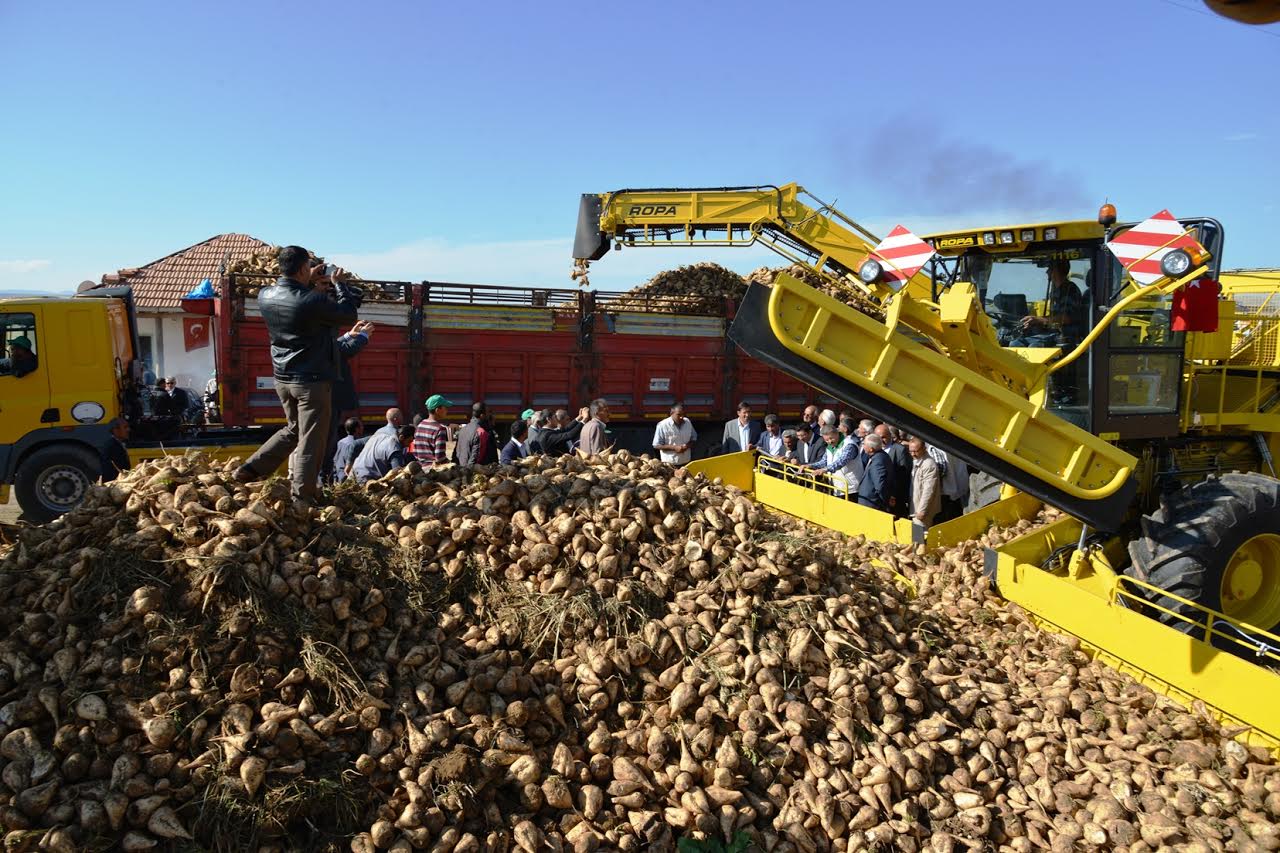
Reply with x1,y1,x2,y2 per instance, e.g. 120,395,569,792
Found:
100,418,132,482
454,402,488,466
235,246,361,502
321,320,373,483
875,424,912,518
856,434,894,511
529,407,587,456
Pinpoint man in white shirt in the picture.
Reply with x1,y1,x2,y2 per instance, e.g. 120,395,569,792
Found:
653,403,697,465
721,401,762,454
759,414,786,457
815,425,860,497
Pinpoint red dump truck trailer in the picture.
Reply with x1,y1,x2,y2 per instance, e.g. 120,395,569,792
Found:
214,275,828,452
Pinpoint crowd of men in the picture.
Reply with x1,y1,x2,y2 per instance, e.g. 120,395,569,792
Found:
723,401,969,530
215,246,970,527
325,399,610,484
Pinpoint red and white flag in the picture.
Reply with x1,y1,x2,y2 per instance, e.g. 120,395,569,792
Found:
868,225,935,290
1171,278,1221,333
183,317,210,351
1106,209,1206,285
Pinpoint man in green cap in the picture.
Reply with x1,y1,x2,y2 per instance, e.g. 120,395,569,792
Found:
0,335,37,378
412,393,454,465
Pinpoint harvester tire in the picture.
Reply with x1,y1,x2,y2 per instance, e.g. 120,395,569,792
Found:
967,471,1005,513
1127,472,1280,651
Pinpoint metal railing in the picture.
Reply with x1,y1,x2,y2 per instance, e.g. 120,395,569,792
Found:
1230,307,1280,369
594,290,733,316
421,282,580,309
1113,574,1280,666
754,452,861,499
227,273,414,303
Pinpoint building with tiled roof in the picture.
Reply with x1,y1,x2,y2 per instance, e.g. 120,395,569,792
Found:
98,234,272,393
101,233,271,310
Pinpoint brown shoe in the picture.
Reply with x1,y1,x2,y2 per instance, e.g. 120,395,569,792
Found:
233,465,257,484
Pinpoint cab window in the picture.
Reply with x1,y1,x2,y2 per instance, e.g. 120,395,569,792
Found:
0,312,38,379
959,247,1094,348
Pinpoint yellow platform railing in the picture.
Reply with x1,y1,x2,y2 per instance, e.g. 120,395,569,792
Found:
688,451,1043,549
993,517,1280,756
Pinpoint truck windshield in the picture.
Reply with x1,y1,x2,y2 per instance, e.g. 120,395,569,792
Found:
958,247,1094,350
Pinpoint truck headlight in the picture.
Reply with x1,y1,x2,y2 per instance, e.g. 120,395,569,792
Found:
858,258,883,283
1160,249,1194,278
999,231,1015,244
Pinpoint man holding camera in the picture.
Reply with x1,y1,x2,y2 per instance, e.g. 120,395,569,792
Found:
235,246,362,504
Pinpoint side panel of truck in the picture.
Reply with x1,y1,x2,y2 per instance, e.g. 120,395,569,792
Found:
219,284,416,425
214,277,825,429
590,309,727,422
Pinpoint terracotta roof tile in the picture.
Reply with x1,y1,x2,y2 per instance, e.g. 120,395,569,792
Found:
105,234,272,310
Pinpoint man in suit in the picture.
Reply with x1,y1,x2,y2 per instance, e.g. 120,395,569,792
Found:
908,436,942,529
875,424,912,518
856,433,894,511
793,424,820,464
500,419,532,464
720,401,762,454
578,398,613,456
530,407,588,456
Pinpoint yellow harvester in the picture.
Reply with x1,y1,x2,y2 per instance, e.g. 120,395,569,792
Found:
574,185,1280,753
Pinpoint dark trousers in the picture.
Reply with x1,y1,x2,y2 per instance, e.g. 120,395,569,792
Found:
244,380,332,501
938,495,965,522
321,406,352,483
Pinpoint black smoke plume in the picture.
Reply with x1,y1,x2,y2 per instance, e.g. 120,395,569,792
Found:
852,121,1092,215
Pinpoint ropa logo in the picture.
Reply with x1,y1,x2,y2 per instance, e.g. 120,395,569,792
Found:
936,236,975,248
627,204,678,216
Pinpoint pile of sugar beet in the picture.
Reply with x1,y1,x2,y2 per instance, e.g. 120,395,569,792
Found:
0,451,1277,852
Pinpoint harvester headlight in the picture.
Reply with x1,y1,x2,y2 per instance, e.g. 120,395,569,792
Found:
1044,227,1058,240
1160,248,1195,278
858,258,884,284
1021,229,1036,241
999,231,1015,245
982,232,996,246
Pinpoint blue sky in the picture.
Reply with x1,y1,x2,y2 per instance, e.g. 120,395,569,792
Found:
1,0,1277,293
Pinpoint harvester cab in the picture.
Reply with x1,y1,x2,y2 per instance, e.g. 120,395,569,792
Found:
923,212,1225,443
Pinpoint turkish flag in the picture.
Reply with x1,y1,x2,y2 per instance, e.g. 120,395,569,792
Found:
183,317,211,351
1170,278,1221,333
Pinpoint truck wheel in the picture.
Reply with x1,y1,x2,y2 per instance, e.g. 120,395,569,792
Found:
967,471,1005,513
1127,472,1280,650
14,444,101,523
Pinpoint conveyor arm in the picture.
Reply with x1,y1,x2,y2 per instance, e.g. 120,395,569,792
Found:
573,184,935,302
574,184,1040,394
729,273,1139,530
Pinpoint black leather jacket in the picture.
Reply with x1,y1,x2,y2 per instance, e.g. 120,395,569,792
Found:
259,277,361,383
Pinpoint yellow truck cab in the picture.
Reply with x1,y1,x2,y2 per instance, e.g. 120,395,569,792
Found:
0,288,139,519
